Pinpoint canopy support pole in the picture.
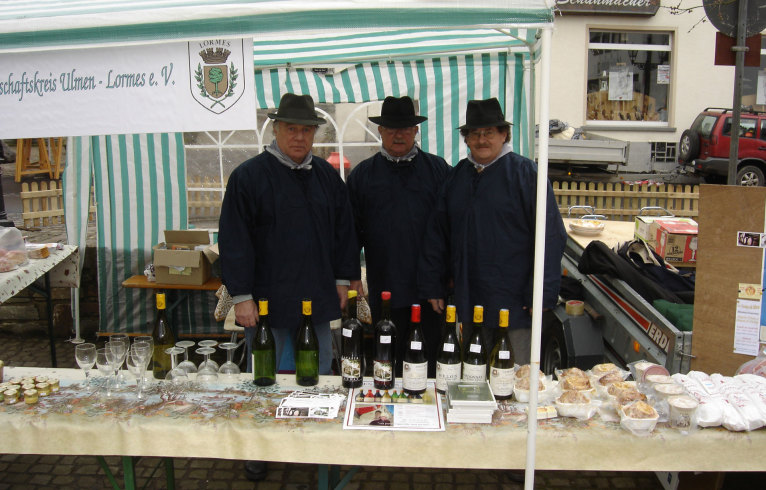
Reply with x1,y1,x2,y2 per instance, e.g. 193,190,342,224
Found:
524,24,552,490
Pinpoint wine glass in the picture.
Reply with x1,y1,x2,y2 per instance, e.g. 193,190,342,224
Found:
75,343,97,385
195,347,219,383
110,334,130,387
164,347,189,384
197,340,219,371
135,336,154,383
175,340,198,374
130,342,151,399
107,340,127,390
96,348,116,397
218,342,241,380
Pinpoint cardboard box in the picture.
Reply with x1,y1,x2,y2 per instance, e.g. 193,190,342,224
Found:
651,219,699,267
634,216,696,246
153,230,213,285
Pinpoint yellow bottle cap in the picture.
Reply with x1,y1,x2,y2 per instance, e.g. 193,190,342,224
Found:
348,290,358,299
156,293,166,310
446,305,456,323
302,300,312,316
258,299,269,316
499,309,509,328
473,305,483,323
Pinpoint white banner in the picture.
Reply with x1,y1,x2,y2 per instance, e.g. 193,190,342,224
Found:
0,39,257,138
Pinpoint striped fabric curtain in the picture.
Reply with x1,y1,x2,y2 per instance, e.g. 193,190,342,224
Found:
64,133,216,335
254,52,529,165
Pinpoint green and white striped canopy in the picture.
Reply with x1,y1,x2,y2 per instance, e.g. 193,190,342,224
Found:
0,1,553,54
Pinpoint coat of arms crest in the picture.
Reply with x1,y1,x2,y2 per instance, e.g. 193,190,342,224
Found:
188,40,246,114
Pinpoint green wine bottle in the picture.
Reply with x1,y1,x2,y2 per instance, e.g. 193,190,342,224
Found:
295,299,319,386
462,305,487,383
253,298,276,386
435,304,461,393
489,309,514,400
151,293,175,379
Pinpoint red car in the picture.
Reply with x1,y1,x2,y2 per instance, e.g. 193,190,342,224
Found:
678,107,766,186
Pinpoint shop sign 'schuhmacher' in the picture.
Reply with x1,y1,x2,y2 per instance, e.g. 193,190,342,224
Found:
555,0,660,16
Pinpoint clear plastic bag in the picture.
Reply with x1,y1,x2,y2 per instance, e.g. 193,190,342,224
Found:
736,344,766,378
0,227,28,272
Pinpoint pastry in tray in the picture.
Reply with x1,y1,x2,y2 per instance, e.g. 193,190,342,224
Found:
560,367,588,379
622,401,658,419
562,375,592,391
616,389,647,406
591,363,619,376
598,371,625,386
558,390,590,404
515,364,544,380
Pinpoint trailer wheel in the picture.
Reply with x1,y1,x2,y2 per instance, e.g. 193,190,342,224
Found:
542,324,568,375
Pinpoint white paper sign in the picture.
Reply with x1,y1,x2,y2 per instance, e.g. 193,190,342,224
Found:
608,69,633,101
657,65,670,85
0,39,257,138
735,298,761,356
757,70,766,106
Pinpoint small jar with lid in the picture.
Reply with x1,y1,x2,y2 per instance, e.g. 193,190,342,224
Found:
36,383,51,397
21,383,36,392
34,376,48,384
20,377,35,386
4,389,19,404
24,389,38,404
48,378,60,392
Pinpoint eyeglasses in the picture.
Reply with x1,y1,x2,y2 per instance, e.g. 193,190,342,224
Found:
466,129,500,141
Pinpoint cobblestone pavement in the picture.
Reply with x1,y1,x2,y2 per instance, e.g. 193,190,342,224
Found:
0,324,669,490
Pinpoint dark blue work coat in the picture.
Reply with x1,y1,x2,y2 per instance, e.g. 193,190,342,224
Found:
347,149,450,313
418,151,567,330
218,152,360,330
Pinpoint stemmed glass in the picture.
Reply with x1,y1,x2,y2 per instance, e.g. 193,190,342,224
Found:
134,336,154,383
218,342,241,380
75,343,97,385
195,347,219,383
96,348,116,397
165,347,189,384
107,340,127,391
110,334,130,387
197,340,219,371
176,340,198,374
130,341,152,399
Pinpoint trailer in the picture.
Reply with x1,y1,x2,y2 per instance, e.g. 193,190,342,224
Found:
541,217,693,376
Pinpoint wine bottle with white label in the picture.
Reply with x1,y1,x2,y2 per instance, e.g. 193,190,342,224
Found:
341,290,364,388
462,305,487,382
373,291,396,390
489,308,514,400
436,304,461,393
402,304,427,395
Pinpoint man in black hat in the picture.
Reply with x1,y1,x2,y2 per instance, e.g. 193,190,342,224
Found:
219,92,360,377
418,97,566,364
347,96,450,377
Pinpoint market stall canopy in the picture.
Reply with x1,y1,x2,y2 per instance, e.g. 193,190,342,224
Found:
0,0,554,54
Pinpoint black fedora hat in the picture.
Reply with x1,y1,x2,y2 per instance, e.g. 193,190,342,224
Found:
458,98,512,130
369,96,427,128
268,93,326,126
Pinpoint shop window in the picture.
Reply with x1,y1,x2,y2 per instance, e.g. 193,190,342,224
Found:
587,30,672,125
